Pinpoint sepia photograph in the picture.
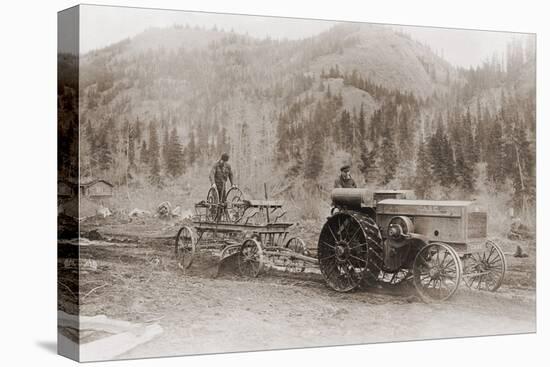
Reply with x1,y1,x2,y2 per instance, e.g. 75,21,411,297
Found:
57,4,536,362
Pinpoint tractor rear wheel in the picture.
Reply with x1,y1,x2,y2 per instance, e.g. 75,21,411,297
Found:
317,212,383,292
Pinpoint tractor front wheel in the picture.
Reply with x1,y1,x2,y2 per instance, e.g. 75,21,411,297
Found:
413,242,462,302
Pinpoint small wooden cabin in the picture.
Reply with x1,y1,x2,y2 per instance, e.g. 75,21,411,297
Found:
58,179,77,199
80,179,114,199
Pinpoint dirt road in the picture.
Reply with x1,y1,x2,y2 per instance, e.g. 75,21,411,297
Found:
62,232,535,360
121,275,535,359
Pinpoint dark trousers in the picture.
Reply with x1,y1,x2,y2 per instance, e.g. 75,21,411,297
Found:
215,181,226,203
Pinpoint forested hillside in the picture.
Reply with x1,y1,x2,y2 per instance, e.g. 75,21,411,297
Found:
68,23,535,228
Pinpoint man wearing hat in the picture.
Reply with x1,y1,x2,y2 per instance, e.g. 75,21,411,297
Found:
209,153,235,202
334,164,357,188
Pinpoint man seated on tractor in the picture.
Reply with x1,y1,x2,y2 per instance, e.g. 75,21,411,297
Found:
334,164,357,188
209,153,235,203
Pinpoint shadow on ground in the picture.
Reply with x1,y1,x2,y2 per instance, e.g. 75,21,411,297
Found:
36,340,57,354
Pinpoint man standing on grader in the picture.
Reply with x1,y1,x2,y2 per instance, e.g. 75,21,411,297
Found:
209,153,235,202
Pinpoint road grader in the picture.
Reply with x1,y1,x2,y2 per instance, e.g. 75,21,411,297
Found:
175,185,309,276
320,188,506,302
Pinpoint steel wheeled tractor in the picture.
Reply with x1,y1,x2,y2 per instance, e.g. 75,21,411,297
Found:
318,188,506,302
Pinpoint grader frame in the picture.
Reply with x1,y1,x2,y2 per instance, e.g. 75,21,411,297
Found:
175,186,314,277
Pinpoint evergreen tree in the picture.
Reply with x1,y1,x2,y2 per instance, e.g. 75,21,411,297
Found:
148,121,162,187
140,141,148,165
369,108,383,143
510,121,534,212
440,134,456,187
463,109,477,163
106,117,118,156
335,91,344,108
304,120,324,183
162,128,170,173
166,128,185,177
185,131,197,167
238,122,252,180
84,119,96,171
455,145,474,192
414,140,432,198
473,115,483,163
486,119,506,188
148,121,160,163
379,127,398,185
397,106,413,160
196,120,209,159
128,136,136,169
312,100,328,140
85,119,95,147
428,123,445,184
338,109,352,147
149,155,161,187
134,117,142,142
128,120,136,169
359,140,377,184
96,123,113,172
358,103,366,141
285,147,304,180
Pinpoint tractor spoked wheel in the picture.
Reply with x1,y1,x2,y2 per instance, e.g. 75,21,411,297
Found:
318,212,382,292
238,238,264,278
175,225,197,270
413,242,462,302
462,240,506,292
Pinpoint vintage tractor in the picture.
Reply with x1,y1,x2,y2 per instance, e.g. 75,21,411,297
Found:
318,188,506,302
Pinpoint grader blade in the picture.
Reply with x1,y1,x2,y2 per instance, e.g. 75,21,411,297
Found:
212,244,241,278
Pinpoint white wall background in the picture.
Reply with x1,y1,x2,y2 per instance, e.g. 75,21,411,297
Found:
0,0,546,366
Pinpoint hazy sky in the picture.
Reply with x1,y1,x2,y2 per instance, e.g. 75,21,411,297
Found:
395,25,530,68
79,4,532,68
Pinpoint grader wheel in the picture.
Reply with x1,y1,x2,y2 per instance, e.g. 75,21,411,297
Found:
284,237,308,272
238,238,264,278
317,212,383,292
285,236,307,254
206,187,220,222
413,242,462,302
225,186,245,222
175,225,197,270
462,240,506,291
